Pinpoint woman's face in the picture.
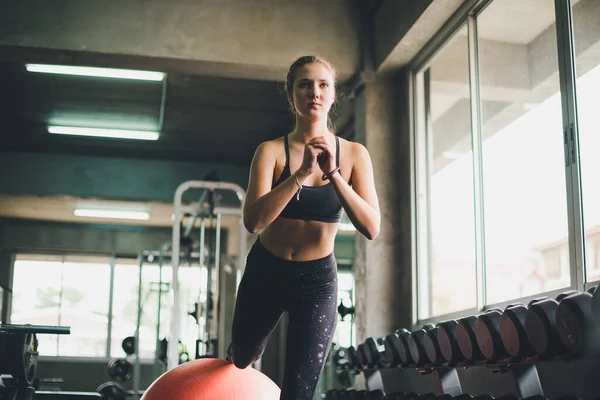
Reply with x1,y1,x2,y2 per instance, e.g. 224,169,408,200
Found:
289,62,335,120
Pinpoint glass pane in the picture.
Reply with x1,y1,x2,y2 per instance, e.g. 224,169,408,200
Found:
11,259,62,356
572,0,600,283
111,262,175,360
417,24,477,320
333,271,354,348
58,261,110,357
477,0,570,304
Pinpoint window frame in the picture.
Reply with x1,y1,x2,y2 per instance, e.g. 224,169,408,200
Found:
409,0,600,328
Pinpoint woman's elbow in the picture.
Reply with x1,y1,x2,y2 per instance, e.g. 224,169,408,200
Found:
243,218,260,234
365,226,379,241
365,217,381,240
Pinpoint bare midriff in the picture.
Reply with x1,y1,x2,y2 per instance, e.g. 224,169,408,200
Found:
259,217,339,261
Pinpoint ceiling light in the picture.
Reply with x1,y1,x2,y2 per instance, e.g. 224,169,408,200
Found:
26,64,165,81
74,208,150,221
48,126,159,141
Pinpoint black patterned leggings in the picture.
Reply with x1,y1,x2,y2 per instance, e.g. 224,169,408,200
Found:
227,237,338,400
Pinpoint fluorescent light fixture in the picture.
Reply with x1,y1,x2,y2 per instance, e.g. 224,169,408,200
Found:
48,125,159,141
74,208,150,221
26,63,165,81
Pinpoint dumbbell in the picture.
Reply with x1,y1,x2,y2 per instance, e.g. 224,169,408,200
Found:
475,308,510,361
499,302,535,359
356,343,370,369
107,359,133,382
389,328,413,366
437,320,465,365
407,325,436,367
345,346,361,371
456,316,485,362
365,337,388,368
97,382,127,400
524,292,578,358
384,331,404,367
422,325,445,366
555,289,599,357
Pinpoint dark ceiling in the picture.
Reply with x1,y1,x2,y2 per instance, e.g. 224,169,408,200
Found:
0,57,309,166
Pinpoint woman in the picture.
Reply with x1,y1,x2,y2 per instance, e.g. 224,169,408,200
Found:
227,55,380,400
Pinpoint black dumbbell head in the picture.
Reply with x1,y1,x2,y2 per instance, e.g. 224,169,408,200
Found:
475,309,509,361
407,329,429,367
395,330,414,365
456,315,483,361
524,297,566,357
384,333,403,367
500,303,534,358
364,337,381,367
555,291,596,356
423,327,444,365
437,320,464,364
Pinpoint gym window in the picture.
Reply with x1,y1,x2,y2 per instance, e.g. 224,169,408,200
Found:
411,0,600,324
10,253,204,360
11,254,111,357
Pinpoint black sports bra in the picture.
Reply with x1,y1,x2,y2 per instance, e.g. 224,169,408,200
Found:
272,135,343,223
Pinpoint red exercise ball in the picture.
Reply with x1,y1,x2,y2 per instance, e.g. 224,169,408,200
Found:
140,358,281,400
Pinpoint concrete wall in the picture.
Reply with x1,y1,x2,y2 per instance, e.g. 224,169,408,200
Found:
0,151,249,203
0,0,361,81
352,69,413,343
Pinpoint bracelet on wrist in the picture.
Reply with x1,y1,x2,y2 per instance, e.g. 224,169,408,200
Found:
292,172,302,200
321,166,340,181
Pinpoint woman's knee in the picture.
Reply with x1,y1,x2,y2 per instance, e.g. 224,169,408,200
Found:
227,342,262,369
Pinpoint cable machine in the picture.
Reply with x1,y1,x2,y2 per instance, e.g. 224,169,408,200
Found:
167,180,247,371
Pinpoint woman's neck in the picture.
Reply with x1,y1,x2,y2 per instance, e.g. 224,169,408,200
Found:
291,118,332,143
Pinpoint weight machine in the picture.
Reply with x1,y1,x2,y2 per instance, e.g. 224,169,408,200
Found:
167,180,247,371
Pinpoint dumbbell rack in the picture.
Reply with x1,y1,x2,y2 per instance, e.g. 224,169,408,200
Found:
332,286,600,400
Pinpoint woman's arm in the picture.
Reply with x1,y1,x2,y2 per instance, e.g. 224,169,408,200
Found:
329,143,381,240
242,141,314,233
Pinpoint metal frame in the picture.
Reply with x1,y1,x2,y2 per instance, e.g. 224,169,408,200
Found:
555,0,586,292
168,180,246,370
409,0,594,328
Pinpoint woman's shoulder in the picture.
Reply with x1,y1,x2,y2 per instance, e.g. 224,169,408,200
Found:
338,137,370,159
252,135,286,159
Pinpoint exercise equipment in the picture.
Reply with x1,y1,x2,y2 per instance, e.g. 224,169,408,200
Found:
407,325,435,367
107,359,133,382
121,336,135,356
437,320,463,364
456,315,483,362
0,324,70,400
524,296,567,358
384,332,404,367
140,358,280,399
475,308,509,362
168,180,246,371
364,337,387,368
422,325,444,365
499,303,534,359
555,290,598,357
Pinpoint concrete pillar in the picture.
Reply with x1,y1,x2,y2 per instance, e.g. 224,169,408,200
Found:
352,71,413,343
0,249,15,323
